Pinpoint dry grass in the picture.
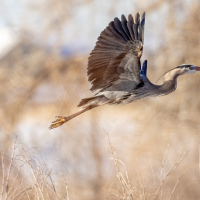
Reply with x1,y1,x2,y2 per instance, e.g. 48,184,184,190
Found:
0,133,193,200
106,133,191,200
0,134,69,200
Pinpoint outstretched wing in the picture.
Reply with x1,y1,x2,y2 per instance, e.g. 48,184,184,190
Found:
88,12,145,92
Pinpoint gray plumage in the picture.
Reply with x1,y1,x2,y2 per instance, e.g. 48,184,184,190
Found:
50,12,200,129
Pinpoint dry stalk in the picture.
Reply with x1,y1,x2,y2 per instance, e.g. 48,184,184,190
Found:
59,172,69,200
7,165,22,197
15,168,31,200
107,132,135,200
1,134,69,200
0,152,5,200
12,186,33,200
5,134,18,200
167,166,191,200
45,186,51,200
153,150,189,200
150,160,156,188
19,143,45,200
138,174,146,200
160,143,170,199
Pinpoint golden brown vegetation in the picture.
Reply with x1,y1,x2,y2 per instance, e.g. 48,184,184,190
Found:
0,0,200,199
0,134,191,200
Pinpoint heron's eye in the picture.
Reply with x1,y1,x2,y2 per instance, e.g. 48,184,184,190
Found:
189,66,192,69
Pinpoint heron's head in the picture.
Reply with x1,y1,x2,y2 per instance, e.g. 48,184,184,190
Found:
176,64,200,75
163,64,200,81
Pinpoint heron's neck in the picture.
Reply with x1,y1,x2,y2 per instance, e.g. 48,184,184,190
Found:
159,70,179,94
164,69,179,82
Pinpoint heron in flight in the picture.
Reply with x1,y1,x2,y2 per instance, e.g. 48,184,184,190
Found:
50,12,200,129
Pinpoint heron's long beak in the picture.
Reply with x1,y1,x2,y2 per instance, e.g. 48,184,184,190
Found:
193,66,200,71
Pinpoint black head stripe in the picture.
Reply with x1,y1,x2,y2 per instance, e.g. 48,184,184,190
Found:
176,64,192,69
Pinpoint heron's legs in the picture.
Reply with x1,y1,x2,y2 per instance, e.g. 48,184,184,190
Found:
49,105,98,129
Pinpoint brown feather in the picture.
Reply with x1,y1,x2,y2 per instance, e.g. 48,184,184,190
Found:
87,13,145,92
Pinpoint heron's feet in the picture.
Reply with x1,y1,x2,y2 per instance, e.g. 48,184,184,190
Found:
49,116,67,129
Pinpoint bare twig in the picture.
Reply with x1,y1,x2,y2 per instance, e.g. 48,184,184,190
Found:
16,171,31,200
160,143,170,199
5,134,18,200
106,132,136,200
168,166,191,200
19,143,45,200
0,152,5,200
154,150,189,200
12,186,33,200
150,160,156,188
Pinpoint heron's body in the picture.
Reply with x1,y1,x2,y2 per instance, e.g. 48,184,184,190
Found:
96,76,177,106
50,12,200,129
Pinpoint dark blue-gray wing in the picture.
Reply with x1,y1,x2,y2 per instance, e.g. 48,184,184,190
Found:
88,12,145,92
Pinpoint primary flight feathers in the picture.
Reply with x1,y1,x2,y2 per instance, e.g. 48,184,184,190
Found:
88,12,145,92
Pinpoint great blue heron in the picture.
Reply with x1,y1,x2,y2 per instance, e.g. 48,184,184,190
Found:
49,12,200,129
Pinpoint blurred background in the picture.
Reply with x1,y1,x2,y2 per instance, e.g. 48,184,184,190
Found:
0,0,200,199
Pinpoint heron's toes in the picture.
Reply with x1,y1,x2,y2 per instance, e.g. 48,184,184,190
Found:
49,116,67,129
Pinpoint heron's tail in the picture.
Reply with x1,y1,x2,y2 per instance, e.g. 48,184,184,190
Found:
49,105,98,129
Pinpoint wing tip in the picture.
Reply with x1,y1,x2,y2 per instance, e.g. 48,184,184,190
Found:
114,12,146,42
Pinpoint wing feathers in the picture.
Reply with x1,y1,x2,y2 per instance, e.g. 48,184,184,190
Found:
133,12,140,40
87,12,146,92
140,12,145,43
127,14,135,40
121,15,132,40
109,21,127,42
133,24,138,40
96,39,123,50
114,17,129,41
135,12,140,26
104,53,126,81
98,35,125,46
